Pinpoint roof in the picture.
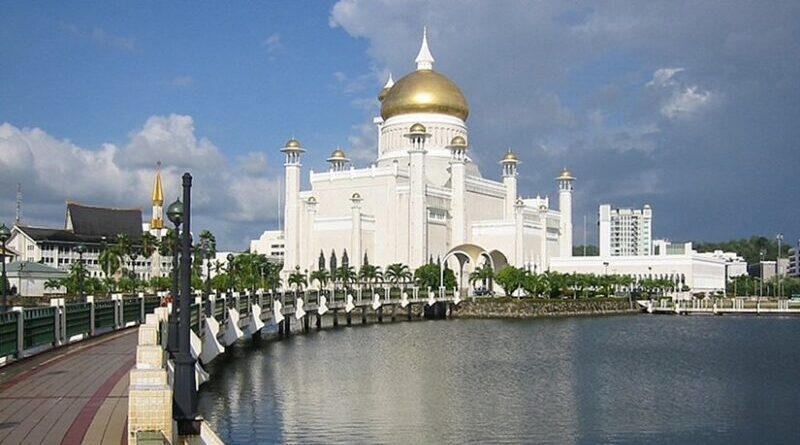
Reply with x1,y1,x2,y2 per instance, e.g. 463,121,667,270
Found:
15,226,101,244
65,203,142,241
5,261,68,277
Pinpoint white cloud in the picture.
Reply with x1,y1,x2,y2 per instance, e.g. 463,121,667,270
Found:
647,67,684,88
61,23,137,52
262,33,283,60
0,115,281,249
661,86,713,119
346,122,377,164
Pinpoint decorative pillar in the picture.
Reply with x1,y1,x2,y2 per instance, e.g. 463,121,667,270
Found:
351,193,363,271
305,197,317,271
539,204,549,271
556,168,575,257
500,149,520,220
448,136,468,247
405,123,430,269
514,198,525,267
281,139,305,275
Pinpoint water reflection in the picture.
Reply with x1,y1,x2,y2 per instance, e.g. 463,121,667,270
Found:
198,316,800,444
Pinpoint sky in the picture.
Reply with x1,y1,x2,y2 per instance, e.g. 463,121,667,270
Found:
1,1,798,251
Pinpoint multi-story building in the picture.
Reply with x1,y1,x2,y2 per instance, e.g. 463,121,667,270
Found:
788,243,799,278
6,165,173,285
599,204,653,257
249,230,285,261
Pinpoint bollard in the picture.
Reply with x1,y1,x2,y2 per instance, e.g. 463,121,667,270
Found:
13,307,24,359
333,309,338,327
87,296,96,336
315,313,321,330
285,314,291,336
377,307,383,323
391,305,396,322
346,311,352,326
361,306,367,324
407,305,412,321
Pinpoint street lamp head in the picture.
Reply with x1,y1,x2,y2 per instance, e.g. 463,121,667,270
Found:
227,253,234,263
0,224,10,242
166,198,184,226
74,244,86,254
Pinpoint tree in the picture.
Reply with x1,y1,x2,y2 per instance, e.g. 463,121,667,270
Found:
415,263,456,289
116,233,133,271
287,266,307,296
468,264,494,290
522,271,546,297
335,265,357,289
329,249,337,273
309,268,331,289
98,245,121,280
495,266,525,296
318,250,326,271
385,263,412,289
141,232,158,260
358,264,383,286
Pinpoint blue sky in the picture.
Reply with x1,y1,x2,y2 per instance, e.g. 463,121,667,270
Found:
1,1,799,250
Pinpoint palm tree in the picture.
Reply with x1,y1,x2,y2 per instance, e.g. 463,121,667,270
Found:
116,233,132,272
309,268,331,290
469,263,494,292
287,266,307,297
98,245,121,291
335,265,357,290
358,264,383,289
385,263,412,292
522,270,546,297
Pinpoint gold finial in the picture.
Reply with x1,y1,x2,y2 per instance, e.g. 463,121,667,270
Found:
152,161,164,205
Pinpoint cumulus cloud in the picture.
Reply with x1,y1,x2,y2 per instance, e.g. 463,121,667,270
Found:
0,115,281,249
262,33,283,60
329,0,800,242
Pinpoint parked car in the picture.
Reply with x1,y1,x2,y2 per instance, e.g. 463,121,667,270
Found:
473,287,495,297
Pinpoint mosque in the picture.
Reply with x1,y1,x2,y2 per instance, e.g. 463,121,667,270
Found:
273,31,575,278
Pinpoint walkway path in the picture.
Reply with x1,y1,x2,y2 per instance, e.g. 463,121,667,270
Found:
0,328,137,445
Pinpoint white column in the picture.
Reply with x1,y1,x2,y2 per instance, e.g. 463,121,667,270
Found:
514,199,525,267
406,127,429,269
351,194,363,271
599,204,611,258
305,198,317,271
557,174,574,258
450,154,466,247
281,143,304,275
539,206,548,271
503,170,517,220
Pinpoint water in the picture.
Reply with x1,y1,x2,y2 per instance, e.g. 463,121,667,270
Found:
198,315,800,444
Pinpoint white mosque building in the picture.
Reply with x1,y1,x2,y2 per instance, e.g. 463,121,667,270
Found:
271,31,575,278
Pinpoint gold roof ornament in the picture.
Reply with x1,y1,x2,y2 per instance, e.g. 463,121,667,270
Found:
449,135,467,148
351,192,362,201
556,167,575,181
151,161,164,205
307,196,317,204
501,148,520,163
327,148,348,162
281,138,305,153
380,29,468,121
409,123,427,135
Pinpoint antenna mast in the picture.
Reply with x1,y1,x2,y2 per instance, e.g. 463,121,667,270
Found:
15,183,21,225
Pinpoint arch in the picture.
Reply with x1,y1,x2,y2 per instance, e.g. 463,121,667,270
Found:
441,243,510,290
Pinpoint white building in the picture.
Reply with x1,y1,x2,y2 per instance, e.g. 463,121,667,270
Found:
788,243,799,278
250,230,285,261
275,31,574,278
599,204,653,257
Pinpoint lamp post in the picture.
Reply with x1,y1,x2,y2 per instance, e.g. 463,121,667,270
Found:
227,253,235,292
74,244,86,299
759,249,765,299
174,173,198,433
166,198,183,356
776,233,783,298
0,223,10,312
198,238,212,317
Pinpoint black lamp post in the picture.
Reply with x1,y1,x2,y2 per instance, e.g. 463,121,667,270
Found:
166,198,183,356
174,173,199,433
227,253,235,292
0,223,10,313
74,244,86,299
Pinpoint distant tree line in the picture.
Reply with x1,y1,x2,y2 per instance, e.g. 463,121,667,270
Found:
694,236,790,264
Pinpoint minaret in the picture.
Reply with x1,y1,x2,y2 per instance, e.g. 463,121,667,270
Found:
448,136,468,247
539,203,549,271
415,27,435,70
327,147,350,172
150,161,164,233
500,149,520,220
405,123,430,269
281,138,305,274
556,168,575,258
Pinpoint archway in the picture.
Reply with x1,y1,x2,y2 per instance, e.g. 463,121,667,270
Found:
441,243,506,292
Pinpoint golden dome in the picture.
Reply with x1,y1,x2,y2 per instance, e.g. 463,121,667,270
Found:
501,148,519,163
351,192,362,200
327,148,348,161
285,138,300,148
556,168,574,180
449,135,467,147
409,122,427,134
380,70,469,121
307,196,317,204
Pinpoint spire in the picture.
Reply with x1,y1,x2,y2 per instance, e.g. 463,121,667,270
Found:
151,161,164,205
383,73,394,89
415,27,435,70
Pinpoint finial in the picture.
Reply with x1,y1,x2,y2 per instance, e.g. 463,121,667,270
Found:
415,27,435,70
383,73,394,89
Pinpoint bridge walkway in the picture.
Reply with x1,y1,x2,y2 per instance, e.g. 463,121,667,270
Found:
0,328,136,445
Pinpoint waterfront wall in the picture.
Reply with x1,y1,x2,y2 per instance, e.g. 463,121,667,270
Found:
451,298,638,319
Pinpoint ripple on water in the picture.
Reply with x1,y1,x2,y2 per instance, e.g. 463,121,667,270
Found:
197,316,800,444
